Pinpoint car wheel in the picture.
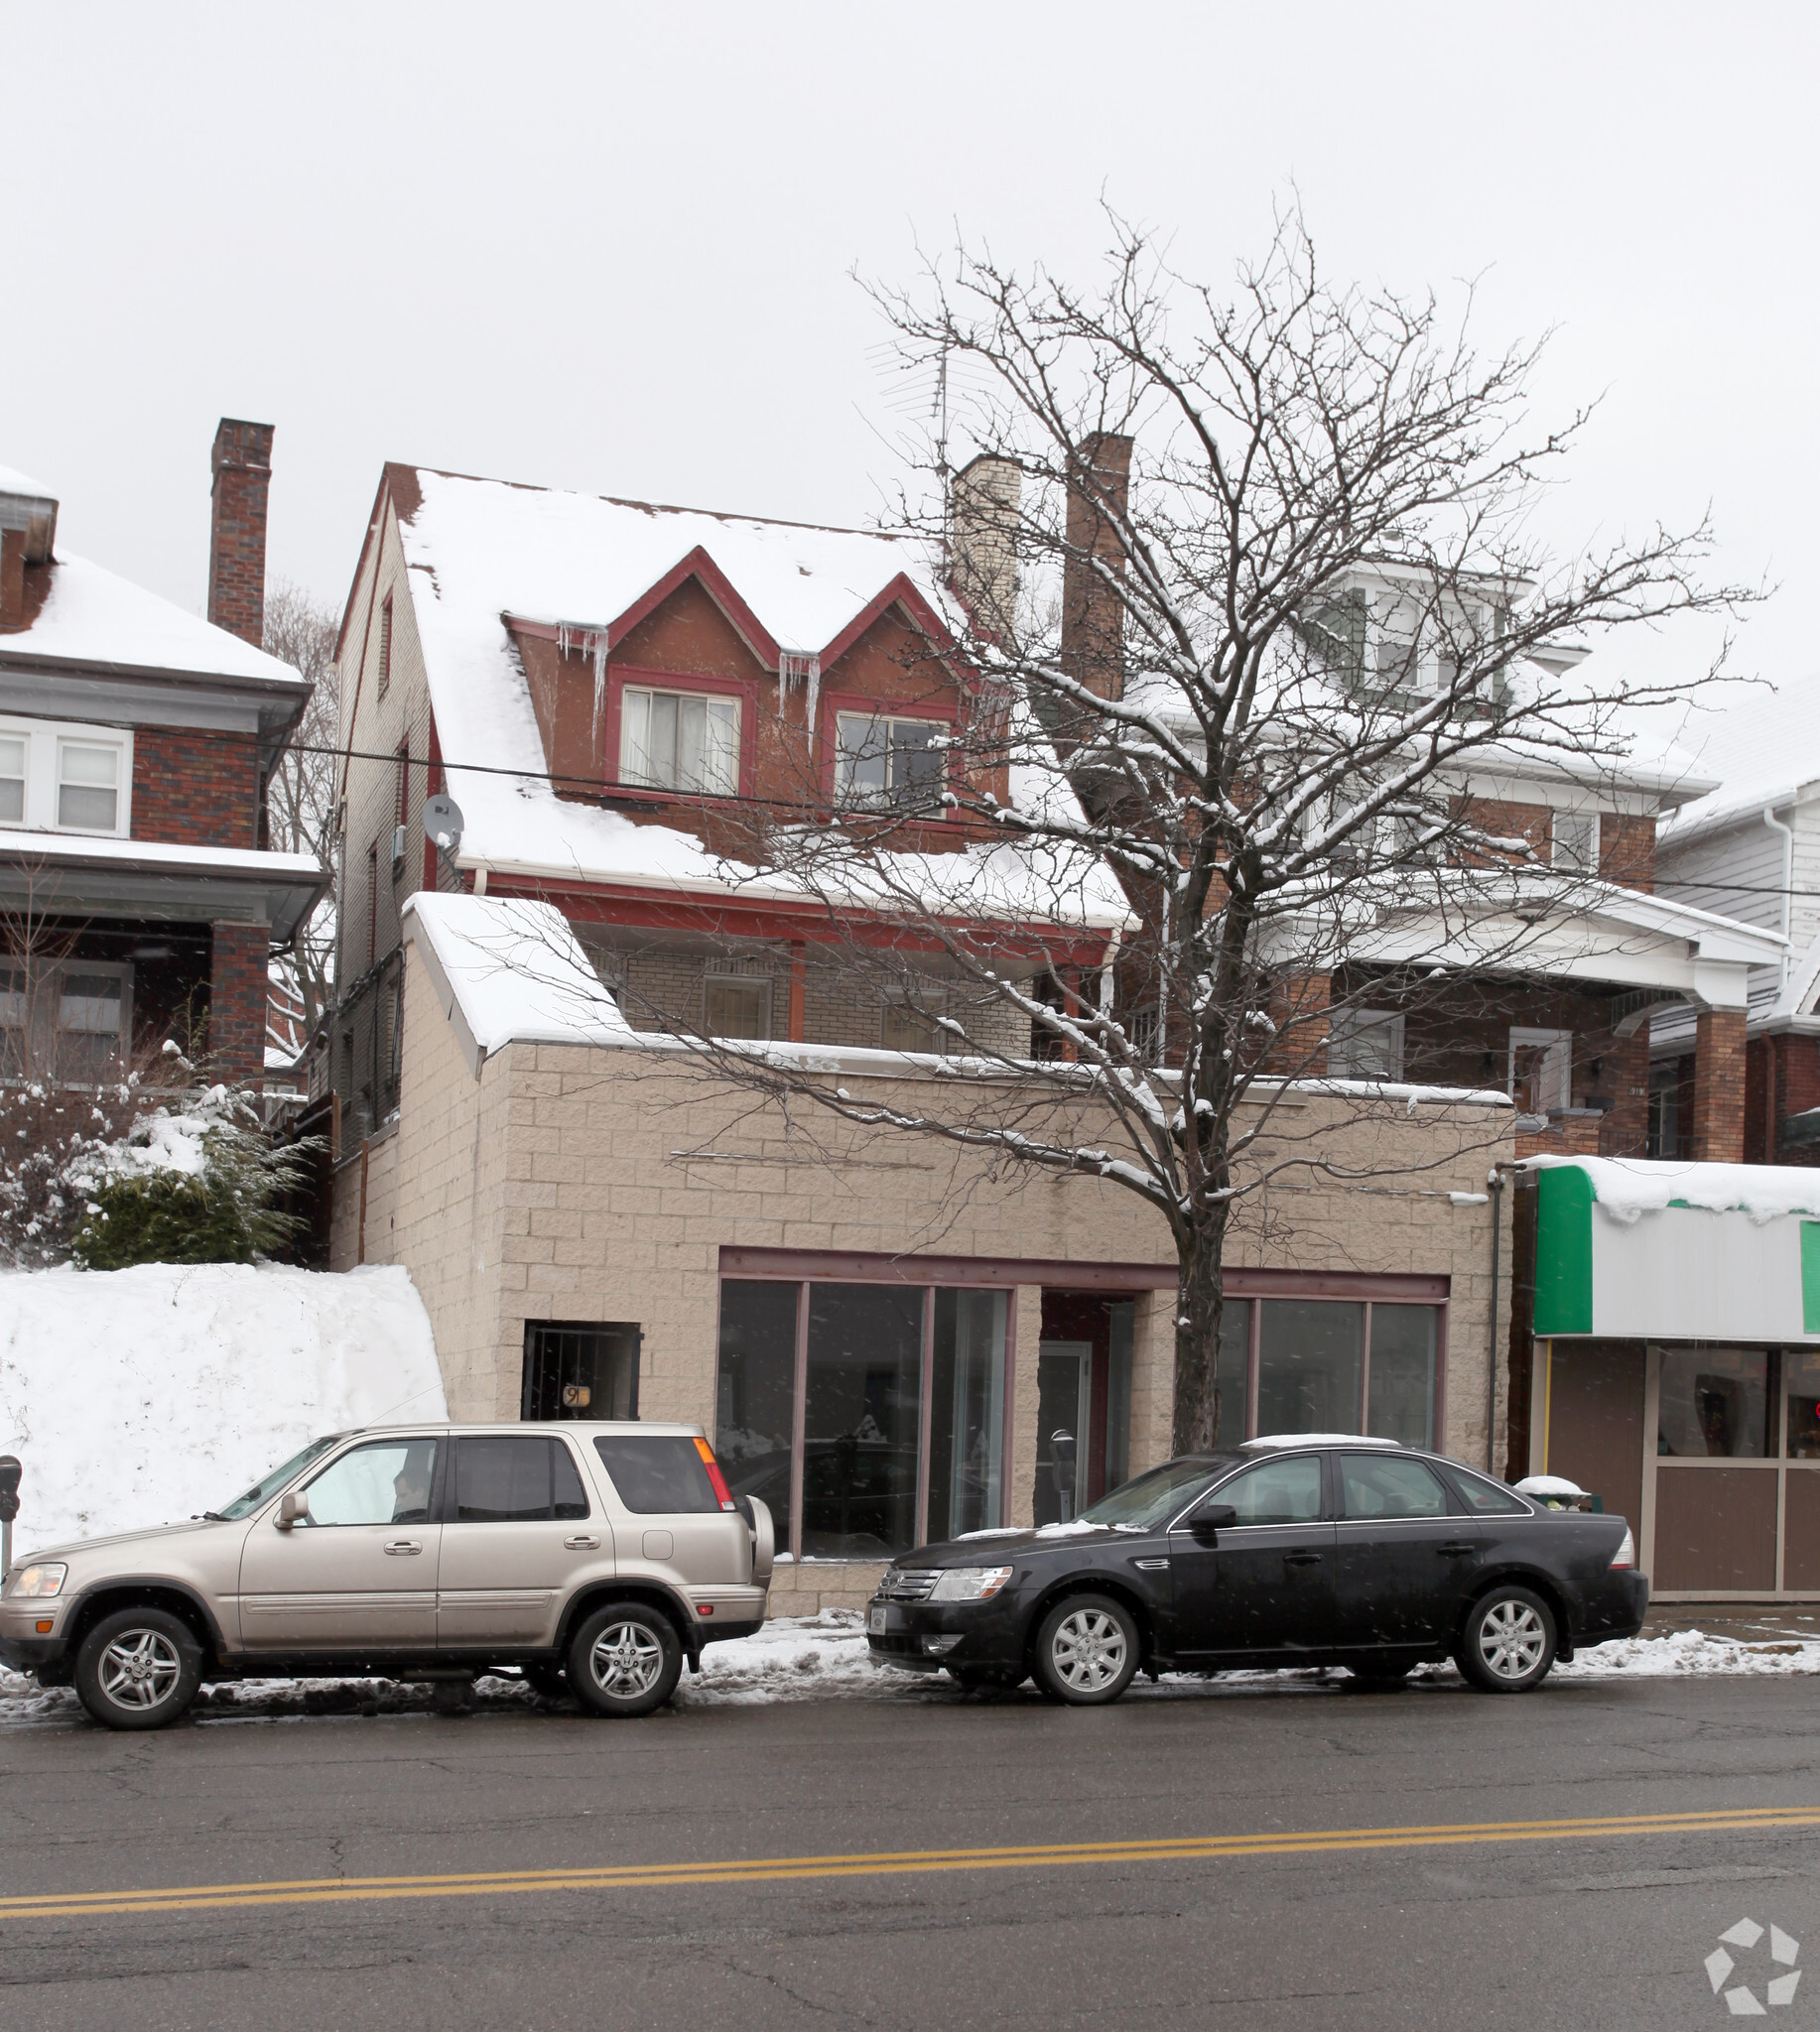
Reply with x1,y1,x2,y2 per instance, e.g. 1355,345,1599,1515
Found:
74,1607,202,1731
566,1603,684,1717
1457,1586,1557,1694
1032,1594,1140,1706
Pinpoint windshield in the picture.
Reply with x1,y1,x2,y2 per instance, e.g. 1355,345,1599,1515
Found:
214,1437,345,1521
1077,1458,1235,1531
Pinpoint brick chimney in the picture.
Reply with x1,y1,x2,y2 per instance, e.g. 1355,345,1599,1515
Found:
947,453,1022,642
207,419,274,646
0,468,58,632
1059,433,1133,701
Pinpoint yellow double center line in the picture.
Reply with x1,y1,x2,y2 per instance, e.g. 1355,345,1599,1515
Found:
3,1806,1816,1923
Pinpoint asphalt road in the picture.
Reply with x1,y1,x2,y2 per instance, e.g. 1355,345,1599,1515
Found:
3,1669,1819,2030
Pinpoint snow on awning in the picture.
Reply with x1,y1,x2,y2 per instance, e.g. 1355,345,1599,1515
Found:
1527,1156,1820,1343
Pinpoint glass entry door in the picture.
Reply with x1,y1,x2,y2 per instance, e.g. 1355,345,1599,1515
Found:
1035,1341,1093,1526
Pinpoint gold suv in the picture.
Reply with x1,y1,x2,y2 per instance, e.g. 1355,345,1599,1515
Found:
0,1422,773,1730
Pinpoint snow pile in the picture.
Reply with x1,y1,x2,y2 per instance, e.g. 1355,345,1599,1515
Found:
1552,1629,1820,1679
0,1264,446,1548
676,1609,893,1706
1523,1154,1820,1225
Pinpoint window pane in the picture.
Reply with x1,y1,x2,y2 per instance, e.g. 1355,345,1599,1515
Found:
647,692,679,787
0,736,23,826
706,977,769,1039
1366,1305,1437,1449
592,1435,721,1514
701,698,738,794
1785,1350,1820,1459
552,1445,591,1520
1447,1464,1528,1514
1256,1301,1363,1437
1657,1346,1772,1459
55,971,123,1083
619,689,652,783
881,1000,939,1053
455,1436,554,1522
1340,1453,1447,1518
1218,1454,1323,1524
303,1439,439,1526
58,744,118,829
802,1283,922,1558
1217,1300,1251,1446
677,694,708,788
888,720,944,807
928,1290,1006,1538
836,714,888,801
715,1280,798,1530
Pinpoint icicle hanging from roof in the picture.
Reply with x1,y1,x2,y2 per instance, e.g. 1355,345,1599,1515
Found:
780,651,822,733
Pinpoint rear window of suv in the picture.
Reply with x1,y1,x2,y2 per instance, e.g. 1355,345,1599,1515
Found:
593,1436,720,1514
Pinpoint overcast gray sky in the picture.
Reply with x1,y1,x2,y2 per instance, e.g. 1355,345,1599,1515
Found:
6,1,1814,758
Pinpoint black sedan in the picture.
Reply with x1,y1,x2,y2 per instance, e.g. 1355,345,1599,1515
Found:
865,1439,1646,1704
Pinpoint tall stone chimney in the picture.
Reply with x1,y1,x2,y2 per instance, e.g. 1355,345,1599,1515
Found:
207,419,274,646
1059,433,1133,701
947,453,1022,643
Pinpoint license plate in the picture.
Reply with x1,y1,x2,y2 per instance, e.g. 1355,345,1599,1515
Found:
867,1605,887,1635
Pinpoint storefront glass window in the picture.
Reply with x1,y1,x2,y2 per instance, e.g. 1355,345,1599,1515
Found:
801,1285,924,1558
1784,1350,1820,1459
928,1290,1006,1539
1105,1302,1134,1491
1367,1305,1437,1449
714,1281,799,1527
1657,1345,1774,1459
1256,1301,1364,1437
1217,1300,1251,1445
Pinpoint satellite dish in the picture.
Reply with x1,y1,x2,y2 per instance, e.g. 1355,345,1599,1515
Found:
424,793,464,854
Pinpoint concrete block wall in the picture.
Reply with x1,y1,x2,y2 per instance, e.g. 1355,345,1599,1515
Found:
344,984,1515,1616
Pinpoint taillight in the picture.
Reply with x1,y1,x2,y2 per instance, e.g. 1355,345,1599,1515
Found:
695,1437,737,1513
1610,1527,1635,1570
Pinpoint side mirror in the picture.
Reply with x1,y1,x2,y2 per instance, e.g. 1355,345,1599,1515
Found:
1189,1503,1238,1542
276,1489,310,1530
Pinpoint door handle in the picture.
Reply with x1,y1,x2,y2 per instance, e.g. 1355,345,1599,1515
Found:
1437,1543,1476,1558
383,1540,423,1556
1283,1551,1323,1567
565,1535,601,1551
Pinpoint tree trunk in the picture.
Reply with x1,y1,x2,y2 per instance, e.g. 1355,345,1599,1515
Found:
1171,1210,1229,1456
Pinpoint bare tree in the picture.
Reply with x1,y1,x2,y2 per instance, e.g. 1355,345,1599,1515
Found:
262,577,340,1050
514,206,1755,1455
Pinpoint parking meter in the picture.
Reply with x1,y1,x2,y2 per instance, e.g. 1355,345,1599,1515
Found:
1051,1430,1077,1523
0,1456,20,1578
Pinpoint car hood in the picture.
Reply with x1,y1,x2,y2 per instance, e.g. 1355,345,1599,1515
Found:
909,1523,1148,1566
12,1518,235,1567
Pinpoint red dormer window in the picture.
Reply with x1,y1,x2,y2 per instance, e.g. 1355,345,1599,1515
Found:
616,684,741,797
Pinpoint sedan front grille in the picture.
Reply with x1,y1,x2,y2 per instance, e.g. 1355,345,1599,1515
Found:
878,1568,941,1602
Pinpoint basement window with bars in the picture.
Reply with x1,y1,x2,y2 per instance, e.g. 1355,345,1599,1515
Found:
521,1322,642,1421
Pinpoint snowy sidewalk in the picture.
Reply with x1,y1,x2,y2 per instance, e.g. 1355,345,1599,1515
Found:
3,1613,1819,1732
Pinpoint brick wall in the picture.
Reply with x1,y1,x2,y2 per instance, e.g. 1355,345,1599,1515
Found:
1692,1008,1747,1163
1600,812,1656,892
345,943,1514,1612
207,420,273,648
132,727,259,847
209,918,271,1083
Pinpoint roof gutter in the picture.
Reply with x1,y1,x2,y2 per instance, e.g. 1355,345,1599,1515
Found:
1764,804,1795,994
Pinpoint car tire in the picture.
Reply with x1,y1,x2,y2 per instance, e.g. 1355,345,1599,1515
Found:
566,1603,684,1717
73,1607,202,1731
1457,1586,1557,1694
1032,1594,1140,1706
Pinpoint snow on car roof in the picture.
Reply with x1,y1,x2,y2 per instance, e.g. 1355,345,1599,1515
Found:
1240,1433,1404,1451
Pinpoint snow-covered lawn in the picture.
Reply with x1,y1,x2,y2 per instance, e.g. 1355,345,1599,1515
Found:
3,1614,1816,1732
0,1263,445,1547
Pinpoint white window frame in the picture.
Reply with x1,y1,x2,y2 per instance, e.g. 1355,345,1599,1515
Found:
1509,1026,1573,1115
617,686,740,797
1551,809,1600,872
834,712,949,812
1328,1007,1406,1081
0,714,133,837
0,956,133,1083
0,730,25,828
705,973,772,1041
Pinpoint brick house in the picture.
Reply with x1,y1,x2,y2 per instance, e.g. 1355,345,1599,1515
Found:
325,461,1519,1607
0,425,325,1085
1654,676,1820,1165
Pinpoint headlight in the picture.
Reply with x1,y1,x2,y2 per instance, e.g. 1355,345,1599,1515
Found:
929,1565,1013,1602
11,1564,67,1599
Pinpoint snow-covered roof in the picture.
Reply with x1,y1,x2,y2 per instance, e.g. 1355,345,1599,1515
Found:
1658,671,1820,848
390,467,1131,932
0,464,55,501
1522,1153,1820,1223
0,552,308,692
